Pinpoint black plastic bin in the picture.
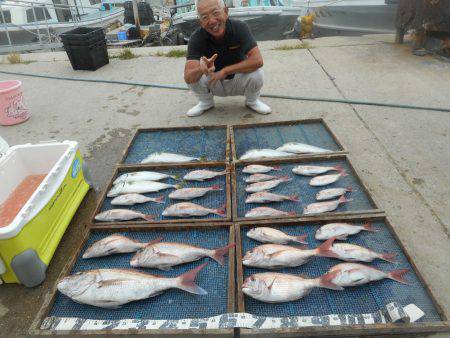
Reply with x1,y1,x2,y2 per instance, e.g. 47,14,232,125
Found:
60,27,105,46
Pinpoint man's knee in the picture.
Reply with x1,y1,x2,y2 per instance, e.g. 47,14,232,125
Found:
188,75,209,94
246,69,264,91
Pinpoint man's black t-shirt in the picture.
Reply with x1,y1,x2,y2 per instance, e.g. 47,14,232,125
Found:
186,19,257,74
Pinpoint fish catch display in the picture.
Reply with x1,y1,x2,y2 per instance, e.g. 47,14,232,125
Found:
113,171,176,185
292,165,343,176
162,202,226,217
169,186,221,200
245,207,296,218
141,152,201,164
240,149,294,160
183,169,227,181
276,142,331,154
94,209,154,222
315,222,375,240
243,165,281,174
107,181,180,197
246,227,307,244
245,192,299,203
111,194,164,206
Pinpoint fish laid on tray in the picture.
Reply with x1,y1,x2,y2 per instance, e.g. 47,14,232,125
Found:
303,196,351,215
113,171,177,185
239,149,294,160
95,209,154,222
130,242,235,270
246,227,307,245
244,174,282,183
316,187,352,201
245,177,291,193
242,271,343,303
309,172,347,187
245,192,299,204
183,169,227,182
276,142,331,154
141,152,202,164
107,181,181,197
245,207,296,218
292,165,342,176
111,194,164,206
243,164,281,174
162,202,225,217
315,222,376,240
169,186,221,200
57,263,208,308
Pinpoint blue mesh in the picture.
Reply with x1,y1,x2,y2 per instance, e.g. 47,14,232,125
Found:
239,221,442,322
50,228,231,320
123,128,227,164
234,122,342,159
97,166,227,222
236,160,376,218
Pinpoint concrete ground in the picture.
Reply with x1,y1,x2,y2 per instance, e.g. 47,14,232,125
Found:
0,34,449,337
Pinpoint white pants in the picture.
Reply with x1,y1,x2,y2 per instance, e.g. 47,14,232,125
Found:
188,68,264,103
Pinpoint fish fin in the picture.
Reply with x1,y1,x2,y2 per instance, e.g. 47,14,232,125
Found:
339,170,348,177
389,269,410,285
143,214,155,221
287,211,297,216
147,236,164,245
334,164,344,172
177,262,208,295
317,237,338,258
265,277,277,290
149,291,164,297
289,194,300,202
292,234,308,244
338,196,352,204
267,250,292,259
214,205,226,217
380,253,397,263
157,265,173,271
319,271,344,291
272,166,281,171
211,243,235,265
336,235,348,241
362,222,377,232
97,279,126,288
154,196,165,204
280,175,291,181
210,184,222,191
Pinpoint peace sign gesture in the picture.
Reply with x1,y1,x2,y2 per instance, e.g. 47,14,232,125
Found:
199,53,218,75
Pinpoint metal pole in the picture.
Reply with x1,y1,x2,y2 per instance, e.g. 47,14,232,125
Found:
0,4,13,46
31,4,43,46
132,0,141,32
44,4,51,43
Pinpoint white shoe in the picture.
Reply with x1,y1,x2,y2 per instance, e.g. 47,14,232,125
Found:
187,100,214,117
245,99,272,115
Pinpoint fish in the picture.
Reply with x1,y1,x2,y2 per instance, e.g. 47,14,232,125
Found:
113,171,177,185
141,152,202,164
57,263,208,308
168,185,221,200
276,142,331,154
242,271,343,303
130,242,235,270
309,172,347,187
245,176,292,193
239,149,294,160
107,181,180,197
315,222,376,240
110,194,164,206
183,169,227,182
245,207,296,218
316,187,352,201
245,192,299,204
292,165,343,176
303,196,351,215
94,209,154,222
82,235,162,259
319,237,397,263
242,165,281,174
244,174,281,183
327,263,410,287
162,202,226,217
247,227,307,245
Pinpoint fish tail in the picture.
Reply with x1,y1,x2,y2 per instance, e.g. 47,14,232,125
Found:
211,243,235,265
339,170,348,177
214,205,226,217
334,164,344,172
316,237,338,258
272,166,281,171
147,236,163,245
210,184,222,191
288,194,300,202
280,175,292,181
346,186,353,192
318,271,344,290
338,196,352,204
154,196,165,204
287,211,297,216
176,262,208,295
388,269,410,285
143,214,155,221
293,234,308,244
380,252,397,263
362,222,377,232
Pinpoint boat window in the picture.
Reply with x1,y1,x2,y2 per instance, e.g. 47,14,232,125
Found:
89,0,102,5
26,7,52,23
0,10,12,24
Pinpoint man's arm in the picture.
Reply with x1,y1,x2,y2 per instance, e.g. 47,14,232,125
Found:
184,60,204,84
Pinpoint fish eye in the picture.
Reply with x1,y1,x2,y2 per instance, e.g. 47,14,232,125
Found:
250,276,255,281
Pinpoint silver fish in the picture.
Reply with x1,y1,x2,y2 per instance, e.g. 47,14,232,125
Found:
276,142,331,154
82,234,161,259
245,176,291,193
316,187,352,201
113,171,176,185
315,222,376,240
94,209,154,222
162,202,225,217
327,263,410,287
303,196,351,215
242,165,281,174
309,172,347,187
110,193,164,206
247,227,307,244
242,271,343,303
107,181,180,197
245,174,280,183
239,149,294,160
183,169,227,182
245,207,296,218
169,185,221,200
57,264,208,308
130,242,234,270
141,152,201,164
245,191,299,204
292,165,342,176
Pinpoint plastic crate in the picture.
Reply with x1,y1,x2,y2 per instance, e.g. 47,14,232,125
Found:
65,41,109,71
60,27,105,46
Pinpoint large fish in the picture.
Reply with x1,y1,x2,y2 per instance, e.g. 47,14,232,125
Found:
245,176,291,193
239,149,294,160
316,187,352,201
130,242,235,270
245,192,299,204
169,185,221,200
276,142,331,154
111,194,164,206
141,152,202,164
94,209,154,222
82,235,162,259
183,169,227,182
245,207,296,218
303,196,351,215
292,165,342,176
243,164,281,174
113,171,176,185
309,172,347,187
242,271,343,303
162,202,226,217
107,181,180,197
57,264,208,308
327,263,410,287
315,222,376,240
247,227,307,245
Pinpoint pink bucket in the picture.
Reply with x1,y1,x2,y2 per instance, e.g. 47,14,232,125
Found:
0,80,30,126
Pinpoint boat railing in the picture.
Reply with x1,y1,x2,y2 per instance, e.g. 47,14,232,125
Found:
170,0,294,15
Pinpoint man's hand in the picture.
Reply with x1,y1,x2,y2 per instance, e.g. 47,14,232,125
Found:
200,54,218,75
208,69,228,87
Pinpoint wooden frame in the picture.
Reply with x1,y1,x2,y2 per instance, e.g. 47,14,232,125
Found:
229,119,347,163
232,154,383,222
235,215,450,337
120,125,231,166
91,162,232,227
30,223,236,337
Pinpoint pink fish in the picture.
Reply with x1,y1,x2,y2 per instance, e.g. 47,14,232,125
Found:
303,196,351,215
245,207,296,218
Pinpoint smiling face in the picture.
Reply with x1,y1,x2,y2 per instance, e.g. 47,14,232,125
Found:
197,0,228,39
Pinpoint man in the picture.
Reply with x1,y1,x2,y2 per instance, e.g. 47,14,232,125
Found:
184,0,272,117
